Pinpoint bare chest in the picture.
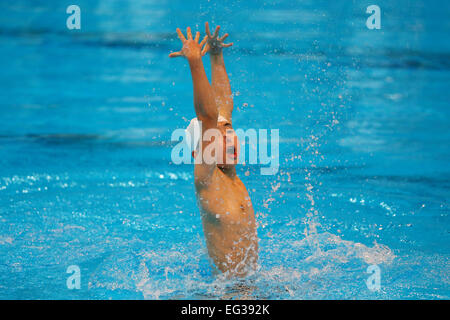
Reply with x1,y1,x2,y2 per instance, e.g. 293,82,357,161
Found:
196,174,254,224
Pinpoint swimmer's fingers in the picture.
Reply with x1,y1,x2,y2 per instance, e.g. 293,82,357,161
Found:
201,43,210,56
194,31,200,43
176,28,186,43
200,35,209,56
199,35,208,47
186,27,193,40
205,22,220,39
204,22,231,54
169,51,183,58
212,25,220,38
219,33,232,48
219,33,229,42
205,22,212,38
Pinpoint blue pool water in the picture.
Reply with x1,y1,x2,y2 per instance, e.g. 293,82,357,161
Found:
0,0,449,299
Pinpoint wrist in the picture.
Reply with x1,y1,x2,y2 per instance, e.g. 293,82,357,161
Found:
187,56,203,66
210,52,224,64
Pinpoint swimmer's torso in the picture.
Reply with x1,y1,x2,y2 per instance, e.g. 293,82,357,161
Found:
195,168,258,276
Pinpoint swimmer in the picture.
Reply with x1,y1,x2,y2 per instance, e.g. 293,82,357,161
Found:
169,22,258,277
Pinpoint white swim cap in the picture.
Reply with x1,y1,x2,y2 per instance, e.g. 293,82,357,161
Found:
185,114,230,152
185,117,201,153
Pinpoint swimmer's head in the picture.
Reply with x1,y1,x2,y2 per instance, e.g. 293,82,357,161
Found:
185,115,239,167
216,117,239,168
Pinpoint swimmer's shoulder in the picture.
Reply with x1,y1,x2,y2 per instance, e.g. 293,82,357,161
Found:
193,164,218,190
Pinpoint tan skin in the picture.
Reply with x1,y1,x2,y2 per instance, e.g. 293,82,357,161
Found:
169,23,258,277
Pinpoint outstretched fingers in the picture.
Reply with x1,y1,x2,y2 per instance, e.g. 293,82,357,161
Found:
171,24,230,58
205,22,220,39
200,36,209,56
205,22,212,38
212,25,220,38
176,28,186,43
199,35,208,47
219,33,232,47
201,46,209,56
169,51,183,58
219,33,229,42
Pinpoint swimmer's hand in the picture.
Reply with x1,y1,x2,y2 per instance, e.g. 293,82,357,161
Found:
169,27,208,60
202,22,233,56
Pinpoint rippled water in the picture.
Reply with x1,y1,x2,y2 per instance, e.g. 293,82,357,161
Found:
0,0,449,299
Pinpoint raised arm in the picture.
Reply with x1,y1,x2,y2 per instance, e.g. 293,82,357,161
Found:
169,27,218,183
202,22,234,122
